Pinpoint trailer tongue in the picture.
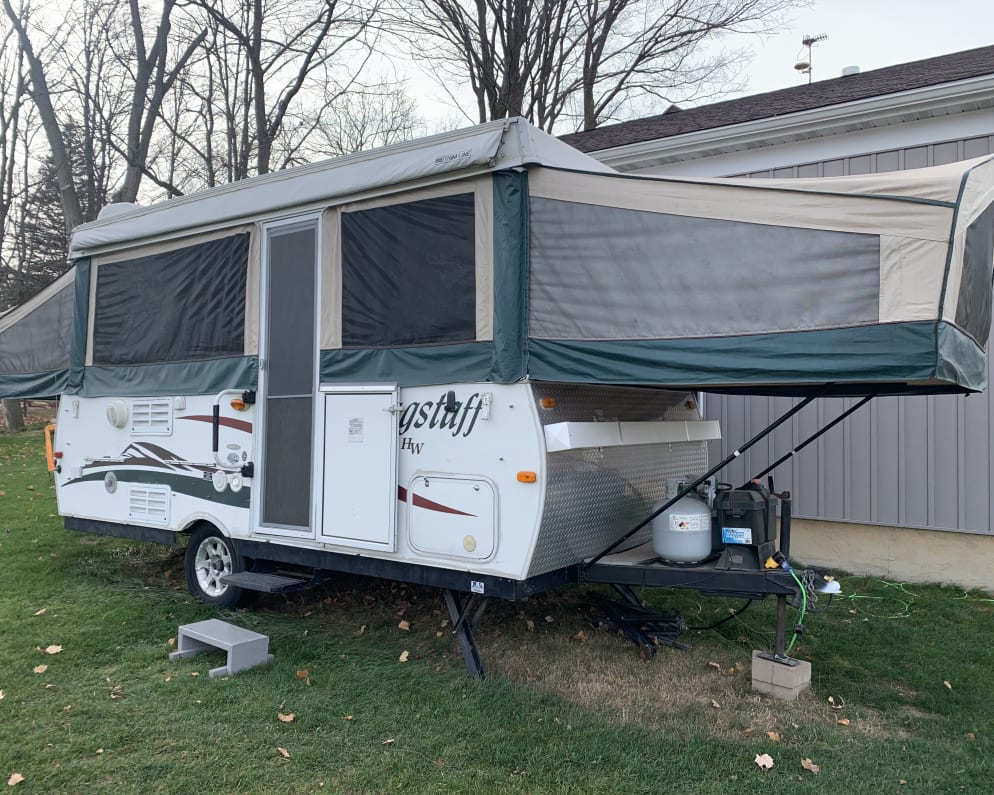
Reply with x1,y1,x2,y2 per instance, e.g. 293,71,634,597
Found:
2,118,993,680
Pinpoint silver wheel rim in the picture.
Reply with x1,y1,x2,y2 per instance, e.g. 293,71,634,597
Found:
194,536,233,597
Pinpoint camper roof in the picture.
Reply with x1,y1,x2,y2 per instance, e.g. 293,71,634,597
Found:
68,118,611,258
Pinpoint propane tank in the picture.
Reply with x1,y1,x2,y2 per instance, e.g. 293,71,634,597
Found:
651,478,712,563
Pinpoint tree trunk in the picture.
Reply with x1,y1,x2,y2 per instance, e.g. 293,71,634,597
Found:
2,398,24,432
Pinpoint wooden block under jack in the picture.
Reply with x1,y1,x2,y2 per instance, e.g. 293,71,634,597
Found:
751,649,811,701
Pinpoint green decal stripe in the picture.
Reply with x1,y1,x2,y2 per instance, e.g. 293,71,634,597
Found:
65,469,251,509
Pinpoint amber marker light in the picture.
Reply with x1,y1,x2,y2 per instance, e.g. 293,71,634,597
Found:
539,397,556,409
230,398,248,411
517,471,537,483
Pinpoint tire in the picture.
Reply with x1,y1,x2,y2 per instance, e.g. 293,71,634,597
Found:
184,524,253,608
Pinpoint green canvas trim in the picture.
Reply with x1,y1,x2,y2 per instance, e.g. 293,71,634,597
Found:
527,322,982,393
936,322,987,391
320,343,495,386
491,170,529,383
0,368,67,399
63,469,250,509
80,356,257,398
66,258,90,394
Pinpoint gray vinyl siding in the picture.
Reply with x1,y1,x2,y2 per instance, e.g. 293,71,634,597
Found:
708,133,994,534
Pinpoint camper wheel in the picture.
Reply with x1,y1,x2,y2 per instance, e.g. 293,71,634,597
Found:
185,524,251,608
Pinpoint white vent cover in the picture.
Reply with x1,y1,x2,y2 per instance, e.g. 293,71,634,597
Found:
128,487,170,523
130,399,173,435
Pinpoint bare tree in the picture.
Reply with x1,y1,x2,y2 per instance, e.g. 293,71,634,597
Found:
185,0,382,178
403,0,801,132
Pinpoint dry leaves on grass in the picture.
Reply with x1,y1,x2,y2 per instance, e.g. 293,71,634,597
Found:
801,758,821,774
382,738,395,746
766,731,781,743
7,773,25,786
43,645,63,655
944,680,953,690
754,753,775,771
276,747,290,759
710,699,721,709
398,620,410,631
0,690,5,700
837,718,851,726
32,608,46,617
32,665,47,675
277,713,296,723
398,650,410,663
109,685,125,700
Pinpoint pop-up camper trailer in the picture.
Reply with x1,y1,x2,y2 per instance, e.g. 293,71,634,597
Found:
2,118,993,677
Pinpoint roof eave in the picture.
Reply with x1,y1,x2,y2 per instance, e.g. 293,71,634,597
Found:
593,74,994,171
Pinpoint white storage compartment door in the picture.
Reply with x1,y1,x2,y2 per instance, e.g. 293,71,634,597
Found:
409,476,496,561
320,386,398,550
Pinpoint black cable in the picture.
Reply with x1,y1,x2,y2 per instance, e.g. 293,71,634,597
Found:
686,598,754,631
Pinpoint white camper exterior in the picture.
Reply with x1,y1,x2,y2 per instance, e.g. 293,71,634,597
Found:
3,118,993,675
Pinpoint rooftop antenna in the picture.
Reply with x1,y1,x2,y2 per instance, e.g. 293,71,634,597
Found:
794,33,828,84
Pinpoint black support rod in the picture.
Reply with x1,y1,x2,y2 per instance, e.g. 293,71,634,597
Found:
584,393,820,569
751,395,873,482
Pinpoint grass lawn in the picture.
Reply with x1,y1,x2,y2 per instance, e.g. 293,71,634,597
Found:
1,428,993,793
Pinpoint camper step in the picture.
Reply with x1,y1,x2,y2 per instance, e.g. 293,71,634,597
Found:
169,619,273,678
221,571,313,593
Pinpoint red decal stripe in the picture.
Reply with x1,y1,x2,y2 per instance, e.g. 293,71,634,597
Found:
397,485,476,517
178,415,253,434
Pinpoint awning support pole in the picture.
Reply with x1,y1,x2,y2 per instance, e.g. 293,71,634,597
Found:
751,395,874,482
584,393,820,569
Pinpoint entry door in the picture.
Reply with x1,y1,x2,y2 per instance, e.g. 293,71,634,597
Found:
259,220,318,533
320,386,398,550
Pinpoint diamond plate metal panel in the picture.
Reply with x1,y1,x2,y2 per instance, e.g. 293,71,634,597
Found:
527,384,709,577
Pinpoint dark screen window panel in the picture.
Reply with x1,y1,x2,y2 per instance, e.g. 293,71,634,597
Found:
341,193,476,347
93,234,248,365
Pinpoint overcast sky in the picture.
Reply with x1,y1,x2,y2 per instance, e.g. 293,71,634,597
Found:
723,0,992,98
409,0,992,126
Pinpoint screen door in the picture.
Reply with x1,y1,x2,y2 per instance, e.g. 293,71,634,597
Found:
260,221,317,530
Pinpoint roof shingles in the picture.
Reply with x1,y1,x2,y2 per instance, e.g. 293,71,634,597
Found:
561,45,994,152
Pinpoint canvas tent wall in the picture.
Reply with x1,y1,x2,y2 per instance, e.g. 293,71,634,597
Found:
1,118,992,401
0,268,75,398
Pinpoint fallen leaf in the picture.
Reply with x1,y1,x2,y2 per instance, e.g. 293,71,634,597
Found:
399,650,410,663
45,645,63,655
277,712,296,723
435,631,443,638
837,718,851,726
44,684,57,690
711,699,721,709
526,619,535,632
735,661,746,672
343,715,353,721
801,758,821,774
382,738,395,746
110,685,125,700
966,732,976,741
900,780,907,785
741,727,754,735
707,661,721,671
295,669,309,679
189,672,199,678
944,680,952,690
167,638,176,648
574,631,587,642
96,749,103,755
277,747,290,759
7,773,25,786
766,731,781,743
754,753,774,771
0,690,4,700
356,625,366,636
32,608,46,616
544,615,554,623
33,664,47,674
398,620,410,631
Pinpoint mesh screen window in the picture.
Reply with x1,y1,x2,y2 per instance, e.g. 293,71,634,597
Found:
92,234,248,365
341,193,476,347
